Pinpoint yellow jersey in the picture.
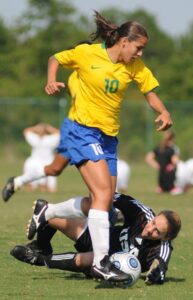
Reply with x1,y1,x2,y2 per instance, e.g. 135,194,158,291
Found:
55,43,159,136
67,71,78,120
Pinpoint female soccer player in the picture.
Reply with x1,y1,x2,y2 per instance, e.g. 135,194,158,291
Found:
36,11,173,282
11,193,181,285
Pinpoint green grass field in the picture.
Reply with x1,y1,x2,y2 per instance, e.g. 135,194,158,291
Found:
0,159,193,300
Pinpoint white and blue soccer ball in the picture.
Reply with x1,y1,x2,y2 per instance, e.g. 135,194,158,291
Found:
110,252,141,286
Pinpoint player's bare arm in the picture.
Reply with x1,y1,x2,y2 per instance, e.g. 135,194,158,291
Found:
145,91,173,131
45,56,65,95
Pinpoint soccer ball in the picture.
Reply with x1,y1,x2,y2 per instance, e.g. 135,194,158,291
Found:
110,252,141,286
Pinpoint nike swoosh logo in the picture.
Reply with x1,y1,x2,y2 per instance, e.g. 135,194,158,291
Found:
103,273,118,280
33,205,47,227
93,267,118,280
33,215,41,228
91,65,101,69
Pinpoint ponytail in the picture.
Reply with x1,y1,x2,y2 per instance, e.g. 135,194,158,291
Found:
90,11,118,47
90,11,148,47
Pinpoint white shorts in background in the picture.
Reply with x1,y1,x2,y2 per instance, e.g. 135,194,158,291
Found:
116,159,131,192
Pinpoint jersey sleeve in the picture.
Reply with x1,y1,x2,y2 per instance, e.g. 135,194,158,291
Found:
113,193,147,226
54,45,84,70
130,58,159,94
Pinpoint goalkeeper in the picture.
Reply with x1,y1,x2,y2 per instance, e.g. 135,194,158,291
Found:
11,193,181,285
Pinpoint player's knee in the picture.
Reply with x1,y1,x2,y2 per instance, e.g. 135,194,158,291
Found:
91,187,112,210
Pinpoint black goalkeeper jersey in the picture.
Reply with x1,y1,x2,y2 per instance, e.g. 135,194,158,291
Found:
111,193,172,275
75,193,172,279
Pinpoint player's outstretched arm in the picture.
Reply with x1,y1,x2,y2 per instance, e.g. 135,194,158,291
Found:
45,56,65,95
145,91,173,131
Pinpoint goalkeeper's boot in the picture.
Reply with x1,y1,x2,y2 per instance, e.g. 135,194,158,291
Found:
27,199,48,240
26,240,53,256
10,245,44,266
90,255,132,283
2,177,15,202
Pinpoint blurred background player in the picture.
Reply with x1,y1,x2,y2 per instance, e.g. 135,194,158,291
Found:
2,73,78,201
2,43,92,202
19,123,59,193
145,130,182,195
175,158,193,193
116,158,131,194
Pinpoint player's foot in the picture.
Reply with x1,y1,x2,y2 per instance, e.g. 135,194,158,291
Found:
10,245,44,266
27,199,48,240
170,186,183,195
26,240,53,256
90,255,132,283
2,177,15,202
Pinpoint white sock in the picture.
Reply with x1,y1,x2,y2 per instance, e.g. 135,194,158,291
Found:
14,167,46,189
45,197,86,220
88,209,109,267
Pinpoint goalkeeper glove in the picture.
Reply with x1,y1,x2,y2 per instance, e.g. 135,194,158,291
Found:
145,259,165,285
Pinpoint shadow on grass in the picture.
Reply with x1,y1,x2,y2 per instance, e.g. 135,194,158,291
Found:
32,272,91,281
140,274,185,284
164,276,185,283
32,272,186,290
32,272,137,289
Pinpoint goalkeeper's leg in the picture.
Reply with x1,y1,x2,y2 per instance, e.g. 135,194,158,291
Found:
43,252,93,276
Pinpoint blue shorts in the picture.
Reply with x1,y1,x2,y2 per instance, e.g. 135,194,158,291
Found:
56,117,72,159
67,121,118,176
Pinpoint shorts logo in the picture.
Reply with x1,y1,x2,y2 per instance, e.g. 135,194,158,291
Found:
89,143,104,155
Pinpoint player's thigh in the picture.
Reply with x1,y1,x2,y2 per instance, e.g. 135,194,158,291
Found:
49,218,86,241
79,160,113,209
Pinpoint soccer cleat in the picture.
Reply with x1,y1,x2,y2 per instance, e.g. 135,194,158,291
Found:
10,245,44,266
26,240,53,256
27,199,48,240
90,255,132,283
2,177,15,202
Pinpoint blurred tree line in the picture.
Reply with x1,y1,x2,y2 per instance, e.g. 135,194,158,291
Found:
0,0,193,160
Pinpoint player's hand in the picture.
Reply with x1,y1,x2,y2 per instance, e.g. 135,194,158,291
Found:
45,82,65,95
155,110,173,131
145,259,164,285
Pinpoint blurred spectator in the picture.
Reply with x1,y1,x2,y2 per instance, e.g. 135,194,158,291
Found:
175,158,193,193
145,130,182,195
22,123,60,193
116,158,131,194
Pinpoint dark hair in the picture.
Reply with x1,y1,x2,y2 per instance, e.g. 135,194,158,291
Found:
90,11,149,47
158,210,181,240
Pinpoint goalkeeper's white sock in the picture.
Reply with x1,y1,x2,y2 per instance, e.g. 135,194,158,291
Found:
45,197,86,220
88,209,109,267
14,167,46,190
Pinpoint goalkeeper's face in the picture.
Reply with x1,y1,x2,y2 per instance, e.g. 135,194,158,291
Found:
141,214,169,241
